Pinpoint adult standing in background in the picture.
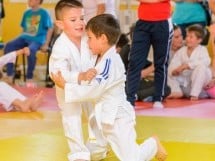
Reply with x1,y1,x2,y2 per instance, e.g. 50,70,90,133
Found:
205,0,215,89
209,0,215,76
81,0,116,23
126,0,173,108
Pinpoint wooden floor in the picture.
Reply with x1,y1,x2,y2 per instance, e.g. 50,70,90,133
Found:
0,86,215,161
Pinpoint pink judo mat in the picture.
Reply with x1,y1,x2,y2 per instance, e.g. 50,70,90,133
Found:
1,86,215,119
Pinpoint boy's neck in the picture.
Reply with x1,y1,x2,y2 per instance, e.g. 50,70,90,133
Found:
187,44,199,50
187,44,199,56
31,6,40,11
69,36,82,50
99,44,113,57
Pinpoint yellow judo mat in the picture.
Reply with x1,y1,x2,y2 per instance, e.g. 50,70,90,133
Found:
0,111,215,161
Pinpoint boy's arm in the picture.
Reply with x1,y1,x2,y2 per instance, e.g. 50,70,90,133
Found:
40,27,54,52
172,64,190,76
49,44,81,83
51,70,108,102
141,64,154,78
78,68,97,84
51,71,66,89
51,68,97,88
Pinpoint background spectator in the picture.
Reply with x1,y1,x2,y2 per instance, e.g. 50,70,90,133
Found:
4,0,53,84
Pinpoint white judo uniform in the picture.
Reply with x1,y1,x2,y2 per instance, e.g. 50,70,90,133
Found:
168,45,212,97
0,52,26,111
49,32,107,161
65,47,158,161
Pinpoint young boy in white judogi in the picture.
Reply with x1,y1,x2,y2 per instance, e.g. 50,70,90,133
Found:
168,24,212,100
49,1,107,161
0,48,43,112
52,14,167,161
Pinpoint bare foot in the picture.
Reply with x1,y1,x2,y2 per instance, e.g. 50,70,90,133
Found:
153,136,167,161
190,96,198,101
30,90,44,111
13,98,32,112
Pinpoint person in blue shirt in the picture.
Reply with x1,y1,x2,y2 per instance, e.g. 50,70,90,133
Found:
172,0,208,39
4,0,53,83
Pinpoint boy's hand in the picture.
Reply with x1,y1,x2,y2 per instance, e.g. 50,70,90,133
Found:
40,43,49,52
79,68,97,83
172,64,189,76
51,71,66,89
85,68,97,81
172,67,182,76
204,79,215,89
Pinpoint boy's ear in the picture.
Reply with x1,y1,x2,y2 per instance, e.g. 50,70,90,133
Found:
101,33,108,43
55,20,64,30
198,38,203,44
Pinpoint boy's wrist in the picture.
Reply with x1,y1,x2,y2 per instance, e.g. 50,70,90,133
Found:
78,72,85,84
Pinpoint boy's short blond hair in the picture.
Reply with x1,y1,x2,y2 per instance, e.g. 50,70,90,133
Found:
55,0,83,20
186,24,205,40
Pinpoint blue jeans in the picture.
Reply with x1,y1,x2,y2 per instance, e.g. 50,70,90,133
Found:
4,37,42,79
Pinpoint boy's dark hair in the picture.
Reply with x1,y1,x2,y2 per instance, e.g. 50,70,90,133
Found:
86,14,121,46
39,0,43,4
127,23,135,40
173,24,180,31
186,24,205,40
116,33,129,49
55,0,83,20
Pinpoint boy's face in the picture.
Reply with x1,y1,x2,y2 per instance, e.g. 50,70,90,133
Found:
56,8,85,39
185,31,202,48
172,28,183,50
87,30,103,55
28,0,41,8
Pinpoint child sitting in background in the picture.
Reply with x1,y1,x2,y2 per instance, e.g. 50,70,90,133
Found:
168,24,212,100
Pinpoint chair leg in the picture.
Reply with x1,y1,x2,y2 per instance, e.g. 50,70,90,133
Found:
13,55,26,84
45,50,50,82
12,57,18,84
22,54,26,82
45,49,54,87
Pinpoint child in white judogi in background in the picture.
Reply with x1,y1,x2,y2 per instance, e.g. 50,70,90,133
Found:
168,24,212,100
49,0,107,161
52,14,167,161
0,47,44,112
